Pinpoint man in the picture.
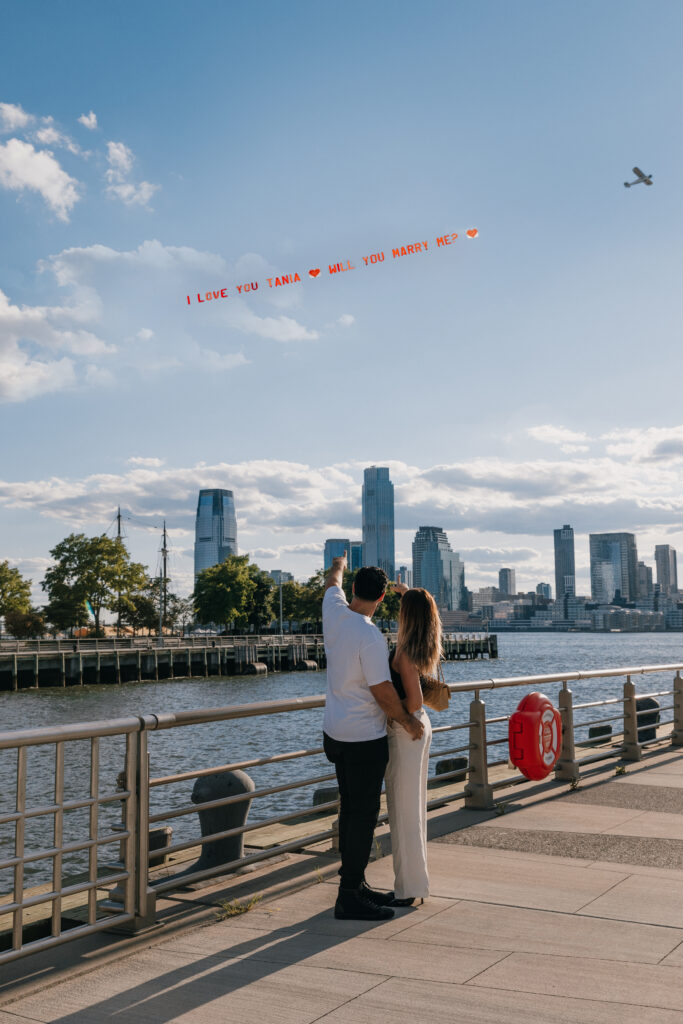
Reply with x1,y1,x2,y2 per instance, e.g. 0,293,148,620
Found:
322,553,424,920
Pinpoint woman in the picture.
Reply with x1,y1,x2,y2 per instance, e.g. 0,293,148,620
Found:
384,584,441,906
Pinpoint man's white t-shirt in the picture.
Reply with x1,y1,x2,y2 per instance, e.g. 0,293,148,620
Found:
322,585,391,742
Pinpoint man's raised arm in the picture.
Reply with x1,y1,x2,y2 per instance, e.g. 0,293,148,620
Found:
324,552,347,593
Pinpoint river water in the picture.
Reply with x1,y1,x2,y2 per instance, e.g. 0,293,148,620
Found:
2,633,682,889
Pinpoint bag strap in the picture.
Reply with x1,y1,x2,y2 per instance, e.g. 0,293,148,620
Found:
438,660,446,686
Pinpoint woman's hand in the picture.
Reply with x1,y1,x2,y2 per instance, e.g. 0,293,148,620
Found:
389,581,409,597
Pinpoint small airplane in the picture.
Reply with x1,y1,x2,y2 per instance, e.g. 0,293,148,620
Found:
624,167,653,188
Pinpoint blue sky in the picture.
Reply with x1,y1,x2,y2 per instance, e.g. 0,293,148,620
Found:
1,0,682,601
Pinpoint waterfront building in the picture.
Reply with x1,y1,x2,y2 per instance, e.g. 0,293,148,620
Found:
398,565,413,587
637,561,654,600
536,582,552,600
412,527,464,610
499,568,516,596
655,544,678,595
362,466,395,578
194,489,237,577
350,541,363,571
589,532,638,604
269,570,294,585
554,524,576,600
324,538,351,570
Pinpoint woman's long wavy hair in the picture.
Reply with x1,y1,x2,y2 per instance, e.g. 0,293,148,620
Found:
396,588,442,677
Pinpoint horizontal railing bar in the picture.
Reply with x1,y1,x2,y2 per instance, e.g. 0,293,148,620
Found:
637,690,674,700
486,757,510,768
0,720,141,749
428,743,471,759
427,768,468,785
485,737,509,747
153,827,337,893
572,697,624,710
575,748,624,767
642,730,673,745
150,746,325,788
0,790,127,827
0,831,127,871
0,871,128,916
451,663,683,694
636,705,673,716
486,715,510,725
573,713,625,729
490,773,527,790
0,912,135,967
148,772,337,824
431,721,474,735
159,799,341,859
426,788,468,809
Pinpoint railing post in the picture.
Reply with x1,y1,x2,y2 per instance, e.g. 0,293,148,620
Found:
555,682,580,782
672,672,683,747
464,690,495,809
622,675,643,761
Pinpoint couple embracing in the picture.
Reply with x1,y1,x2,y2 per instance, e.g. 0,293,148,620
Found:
322,553,442,921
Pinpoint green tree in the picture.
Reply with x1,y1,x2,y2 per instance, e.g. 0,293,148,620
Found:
246,565,275,633
280,580,304,633
4,608,46,638
0,560,31,622
193,555,255,632
42,534,148,635
120,588,159,635
299,569,326,632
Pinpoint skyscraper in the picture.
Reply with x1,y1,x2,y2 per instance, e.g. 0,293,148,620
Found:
655,545,678,595
499,568,516,596
412,526,464,611
536,583,552,600
589,533,638,604
362,466,395,578
554,525,576,600
350,541,363,572
194,489,238,577
637,561,653,600
324,538,351,570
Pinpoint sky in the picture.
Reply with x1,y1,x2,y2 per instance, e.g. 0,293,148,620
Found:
1,0,683,603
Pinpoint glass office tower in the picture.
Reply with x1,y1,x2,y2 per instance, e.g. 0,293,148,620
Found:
554,524,576,600
324,538,351,570
362,466,395,578
655,545,678,595
194,489,238,577
412,526,464,611
589,532,638,603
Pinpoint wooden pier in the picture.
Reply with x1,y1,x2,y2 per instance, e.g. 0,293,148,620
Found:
0,633,497,690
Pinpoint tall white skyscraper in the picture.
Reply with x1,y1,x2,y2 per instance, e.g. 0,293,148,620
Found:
589,533,638,603
655,545,678,595
194,489,237,577
362,466,395,578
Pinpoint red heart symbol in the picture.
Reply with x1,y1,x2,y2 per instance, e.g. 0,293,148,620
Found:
308,268,321,278
466,228,478,239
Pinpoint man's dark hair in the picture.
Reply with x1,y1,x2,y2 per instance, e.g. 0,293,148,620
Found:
354,566,389,602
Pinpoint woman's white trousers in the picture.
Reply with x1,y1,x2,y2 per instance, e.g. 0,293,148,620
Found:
385,707,432,899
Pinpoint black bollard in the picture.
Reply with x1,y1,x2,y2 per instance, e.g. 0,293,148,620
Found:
189,769,255,872
636,696,660,743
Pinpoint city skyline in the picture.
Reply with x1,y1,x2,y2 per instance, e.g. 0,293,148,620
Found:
2,3,683,602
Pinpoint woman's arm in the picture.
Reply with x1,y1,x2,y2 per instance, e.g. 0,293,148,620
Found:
393,650,423,713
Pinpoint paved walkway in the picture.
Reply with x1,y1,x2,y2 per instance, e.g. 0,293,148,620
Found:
3,747,683,1022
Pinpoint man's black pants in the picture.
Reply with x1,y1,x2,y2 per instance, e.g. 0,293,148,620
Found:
323,731,389,890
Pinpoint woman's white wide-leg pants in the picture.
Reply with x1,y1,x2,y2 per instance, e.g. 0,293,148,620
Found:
385,707,432,899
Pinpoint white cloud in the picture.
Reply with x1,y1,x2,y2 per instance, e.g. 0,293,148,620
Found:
0,138,80,220
0,102,31,133
0,287,112,402
136,328,154,340
106,141,134,176
78,111,98,131
199,348,249,371
527,424,591,453
234,308,319,343
105,140,159,208
601,426,683,462
337,314,355,327
128,456,164,467
34,118,81,155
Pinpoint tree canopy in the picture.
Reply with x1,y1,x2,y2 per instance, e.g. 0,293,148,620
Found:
0,560,31,620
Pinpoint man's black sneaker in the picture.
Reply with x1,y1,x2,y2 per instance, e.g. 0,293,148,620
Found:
334,887,395,920
359,881,395,906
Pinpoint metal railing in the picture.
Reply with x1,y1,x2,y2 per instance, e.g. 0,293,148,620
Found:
1,661,682,966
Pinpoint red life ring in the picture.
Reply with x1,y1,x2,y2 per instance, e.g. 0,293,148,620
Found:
508,691,562,780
